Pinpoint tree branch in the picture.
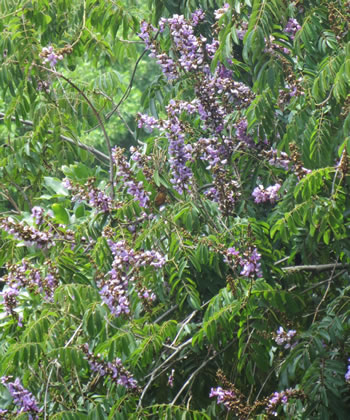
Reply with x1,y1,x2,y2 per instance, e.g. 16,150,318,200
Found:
282,263,350,273
0,112,109,164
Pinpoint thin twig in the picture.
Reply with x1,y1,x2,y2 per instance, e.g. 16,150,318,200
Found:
36,65,115,197
282,263,350,273
170,338,236,406
313,261,338,323
0,112,109,164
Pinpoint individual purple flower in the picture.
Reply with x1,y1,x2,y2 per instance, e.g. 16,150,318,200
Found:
191,9,205,26
1,377,41,417
266,388,301,416
345,359,350,383
224,246,262,278
214,3,230,20
235,119,254,147
168,369,175,388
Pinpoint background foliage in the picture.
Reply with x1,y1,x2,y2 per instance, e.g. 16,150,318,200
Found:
0,0,350,418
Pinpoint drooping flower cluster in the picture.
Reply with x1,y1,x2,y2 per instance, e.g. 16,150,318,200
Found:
252,183,281,204
234,118,254,147
82,344,139,391
31,206,44,225
63,177,118,212
209,386,236,410
0,259,59,322
214,3,230,20
263,148,290,170
0,217,54,248
266,388,303,416
39,45,63,67
224,246,263,278
345,359,350,383
284,18,301,40
98,240,165,317
1,376,41,418
113,147,151,207
274,326,297,349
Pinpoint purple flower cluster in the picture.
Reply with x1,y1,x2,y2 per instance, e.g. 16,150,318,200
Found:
113,147,150,207
82,345,138,390
265,148,290,170
1,259,59,321
40,45,63,67
214,3,230,20
209,386,235,410
252,183,281,204
225,246,263,278
274,326,297,349
31,206,44,225
168,369,175,388
235,118,254,147
64,178,116,213
284,18,301,40
1,376,41,418
0,217,53,248
98,240,165,317
345,359,350,383
266,388,298,416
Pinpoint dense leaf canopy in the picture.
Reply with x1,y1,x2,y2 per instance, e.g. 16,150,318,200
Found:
0,0,350,418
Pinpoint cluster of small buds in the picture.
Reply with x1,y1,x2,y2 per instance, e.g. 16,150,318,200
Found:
0,217,54,248
252,183,281,204
31,206,44,225
224,246,263,278
266,388,303,416
284,18,301,40
345,359,350,383
214,3,230,20
82,345,139,391
98,240,165,317
63,177,119,212
274,326,297,349
130,146,153,182
289,143,312,179
40,45,63,67
168,369,175,388
1,376,41,418
112,147,151,207
37,79,51,93
263,148,290,170
137,284,156,309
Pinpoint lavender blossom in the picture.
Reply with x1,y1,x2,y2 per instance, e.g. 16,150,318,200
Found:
113,147,150,207
1,377,41,417
345,359,350,383
82,345,139,390
31,206,44,225
224,246,262,278
274,327,297,349
214,3,230,20
209,386,235,410
266,388,301,416
284,18,301,40
252,183,281,204
40,46,63,67
168,369,175,388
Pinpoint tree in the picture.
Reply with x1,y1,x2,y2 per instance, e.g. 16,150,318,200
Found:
0,0,350,418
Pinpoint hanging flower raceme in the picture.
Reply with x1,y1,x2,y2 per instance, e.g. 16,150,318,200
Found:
224,246,263,278
98,239,165,317
112,147,151,208
266,388,304,416
252,183,281,204
1,376,41,418
82,345,139,391
274,326,297,349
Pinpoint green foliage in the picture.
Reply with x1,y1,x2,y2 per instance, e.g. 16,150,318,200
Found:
0,0,350,419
